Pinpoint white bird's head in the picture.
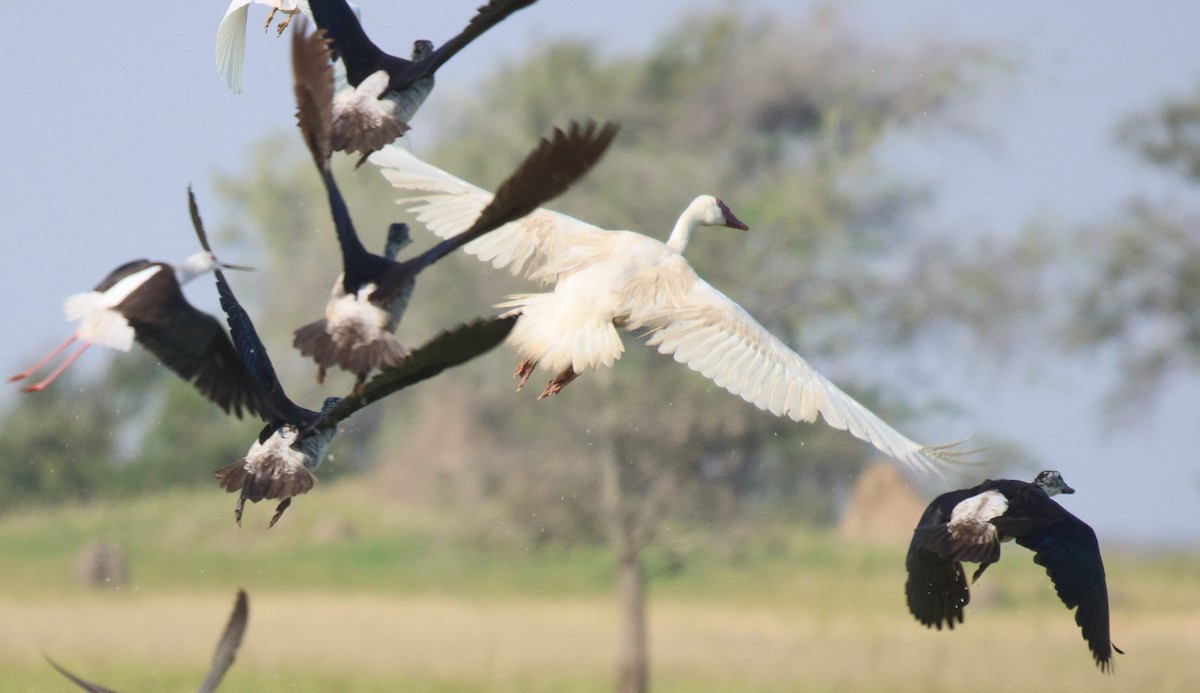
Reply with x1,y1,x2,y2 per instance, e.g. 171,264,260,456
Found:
1033,470,1076,496
175,251,253,285
669,195,749,252
692,195,749,231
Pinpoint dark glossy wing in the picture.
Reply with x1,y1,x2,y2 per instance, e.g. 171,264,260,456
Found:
905,488,978,630
291,20,334,171
308,0,410,87
994,496,1119,672
122,275,269,420
408,120,618,275
213,268,301,424
44,657,118,693
388,0,538,92
198,589,249,693
312,315,517,429
189,187,214,253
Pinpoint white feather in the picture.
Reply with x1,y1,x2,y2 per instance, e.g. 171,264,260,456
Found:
948,490,1008,544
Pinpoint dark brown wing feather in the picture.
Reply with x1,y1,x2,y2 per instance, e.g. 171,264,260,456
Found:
198,590,249,693
291,20,335,171
44,657,119,693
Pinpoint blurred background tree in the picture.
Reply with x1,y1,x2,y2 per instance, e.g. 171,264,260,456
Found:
1062,82,1200,411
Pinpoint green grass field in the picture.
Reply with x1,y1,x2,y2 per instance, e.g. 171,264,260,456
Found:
2,480,1197,691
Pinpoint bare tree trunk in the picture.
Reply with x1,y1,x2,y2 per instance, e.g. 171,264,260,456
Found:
615,533,648,693
602,436,650,693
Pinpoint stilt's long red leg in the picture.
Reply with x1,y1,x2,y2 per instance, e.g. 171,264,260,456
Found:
21,342,91,393
8,335,77,382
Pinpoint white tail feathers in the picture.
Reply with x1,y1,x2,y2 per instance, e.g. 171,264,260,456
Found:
65,292,135,351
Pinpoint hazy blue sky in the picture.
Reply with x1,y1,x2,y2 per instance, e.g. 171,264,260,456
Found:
2,2,1198,544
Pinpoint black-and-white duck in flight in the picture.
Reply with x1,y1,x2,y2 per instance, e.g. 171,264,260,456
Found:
289,22,617,395
46,589,250,692
306,0,537,161
905,470,1122,672
188,171,517,529
8,194,268,419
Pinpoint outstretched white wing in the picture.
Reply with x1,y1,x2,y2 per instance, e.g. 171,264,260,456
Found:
636,262,959,475
216,1,312,94
370,145,608,281
216,1,253,94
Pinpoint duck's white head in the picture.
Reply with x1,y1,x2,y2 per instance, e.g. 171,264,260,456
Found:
1033,470,1076,496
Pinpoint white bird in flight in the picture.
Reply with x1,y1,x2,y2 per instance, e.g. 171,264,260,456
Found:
216,1,308,94
369,146,967,475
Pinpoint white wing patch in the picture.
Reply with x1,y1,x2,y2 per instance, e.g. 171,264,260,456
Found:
948,490,1008,545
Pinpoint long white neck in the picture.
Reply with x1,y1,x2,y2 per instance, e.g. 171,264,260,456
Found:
665,209,702,253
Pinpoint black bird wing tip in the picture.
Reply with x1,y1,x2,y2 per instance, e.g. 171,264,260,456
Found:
198,589,250,693
313,315,518,429
188,186,213,253
904,545,970,632
467,119,618,235
43,655,118,693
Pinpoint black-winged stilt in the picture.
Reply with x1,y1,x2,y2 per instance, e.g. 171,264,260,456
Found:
905,470,1122,671
8,193,268,419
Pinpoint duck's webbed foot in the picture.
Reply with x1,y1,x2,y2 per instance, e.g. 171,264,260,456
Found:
539,366,579,399
514,358,537,391
268,498,293,528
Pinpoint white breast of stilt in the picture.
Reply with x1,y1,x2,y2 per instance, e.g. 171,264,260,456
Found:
947,490,1008,545
324,281,392,348
62,265,162,350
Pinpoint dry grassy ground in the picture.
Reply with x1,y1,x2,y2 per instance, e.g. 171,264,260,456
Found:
1,481,1197,691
